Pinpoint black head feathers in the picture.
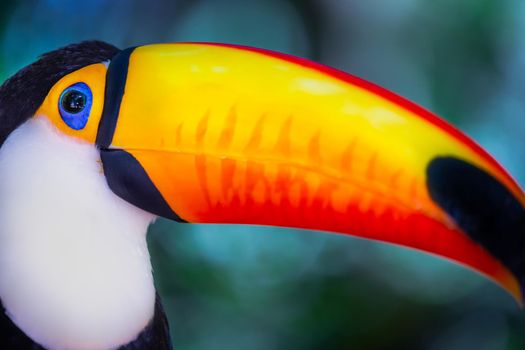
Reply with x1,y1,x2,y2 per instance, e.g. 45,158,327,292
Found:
0,41,120,146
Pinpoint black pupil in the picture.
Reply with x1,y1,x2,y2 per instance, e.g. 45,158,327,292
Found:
62,90,86,114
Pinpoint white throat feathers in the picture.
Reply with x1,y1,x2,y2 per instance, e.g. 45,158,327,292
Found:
0,117,157,350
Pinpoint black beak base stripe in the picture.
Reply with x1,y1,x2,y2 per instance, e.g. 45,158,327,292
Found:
96,47,136,149
96,46,188,223
100,149,187,222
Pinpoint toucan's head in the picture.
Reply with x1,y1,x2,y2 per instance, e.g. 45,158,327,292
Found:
0,40,524,307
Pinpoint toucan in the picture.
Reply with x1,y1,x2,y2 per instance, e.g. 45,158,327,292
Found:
0,40,523,350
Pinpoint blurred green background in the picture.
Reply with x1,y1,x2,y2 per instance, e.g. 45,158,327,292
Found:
1,1,524,349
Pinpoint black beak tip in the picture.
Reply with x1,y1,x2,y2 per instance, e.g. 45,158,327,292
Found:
426,156,525,294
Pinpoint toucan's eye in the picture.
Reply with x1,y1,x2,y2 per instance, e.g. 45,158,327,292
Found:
58,82,93,130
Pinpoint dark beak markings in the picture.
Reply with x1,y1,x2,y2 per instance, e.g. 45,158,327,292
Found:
96,46,135,149
95,46,186,222
427,156,525,293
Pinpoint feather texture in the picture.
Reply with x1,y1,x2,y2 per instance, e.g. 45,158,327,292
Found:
0,41,119,147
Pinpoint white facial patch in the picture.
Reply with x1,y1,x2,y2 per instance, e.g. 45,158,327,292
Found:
0,117,156,350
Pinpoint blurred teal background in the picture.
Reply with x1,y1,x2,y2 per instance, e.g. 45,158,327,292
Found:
1,1,524,349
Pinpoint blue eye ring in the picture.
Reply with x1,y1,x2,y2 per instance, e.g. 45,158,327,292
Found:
58,82,93,130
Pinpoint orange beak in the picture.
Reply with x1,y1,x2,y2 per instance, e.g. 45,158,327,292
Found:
96,43,525,304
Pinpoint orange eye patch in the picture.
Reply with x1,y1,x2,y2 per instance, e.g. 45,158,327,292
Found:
36,63,107,144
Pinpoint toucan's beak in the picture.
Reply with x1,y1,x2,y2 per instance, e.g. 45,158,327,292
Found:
97,43,525,304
